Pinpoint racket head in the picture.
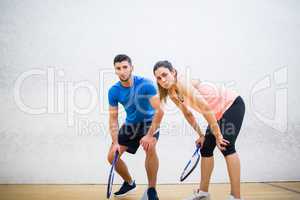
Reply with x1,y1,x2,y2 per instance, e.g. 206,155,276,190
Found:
106,151,119,199
180,146,201,182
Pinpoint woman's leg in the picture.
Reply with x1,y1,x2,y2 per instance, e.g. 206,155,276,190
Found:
220,96,245,199
199,129,217,192
200,156,214,192
225,152,241,198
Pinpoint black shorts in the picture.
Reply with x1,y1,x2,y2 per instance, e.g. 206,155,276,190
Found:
200,96,245,157
118,121,159,154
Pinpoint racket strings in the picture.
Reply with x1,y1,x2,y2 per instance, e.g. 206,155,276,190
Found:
180,147,201,182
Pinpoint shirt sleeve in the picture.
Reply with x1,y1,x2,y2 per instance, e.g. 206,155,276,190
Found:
108,87,118,107
143,80,157,97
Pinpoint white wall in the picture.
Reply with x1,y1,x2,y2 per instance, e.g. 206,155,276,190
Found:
0,0,300,184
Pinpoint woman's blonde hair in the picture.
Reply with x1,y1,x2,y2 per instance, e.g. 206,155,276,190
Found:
153,60,177,103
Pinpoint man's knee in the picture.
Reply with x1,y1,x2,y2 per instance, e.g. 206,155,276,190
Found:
107,145,127,164
145,145,157,156
107,151,114,164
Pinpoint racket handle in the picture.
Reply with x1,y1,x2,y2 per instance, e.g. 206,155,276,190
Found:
112,151,119,166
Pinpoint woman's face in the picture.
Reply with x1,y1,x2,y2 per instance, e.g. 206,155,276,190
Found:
154,67,176,89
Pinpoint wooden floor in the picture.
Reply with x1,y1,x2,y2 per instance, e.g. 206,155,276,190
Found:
0,182,300,200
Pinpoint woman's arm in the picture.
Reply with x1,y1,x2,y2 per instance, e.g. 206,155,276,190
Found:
177,79,229,150
170,97,204,137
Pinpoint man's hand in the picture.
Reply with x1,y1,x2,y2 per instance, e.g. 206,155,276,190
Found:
140,134,156,151
111,142,121,154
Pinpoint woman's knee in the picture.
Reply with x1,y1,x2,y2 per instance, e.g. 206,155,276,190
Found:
222,145,237,157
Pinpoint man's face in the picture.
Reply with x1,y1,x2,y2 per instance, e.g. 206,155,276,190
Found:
114,61,133,82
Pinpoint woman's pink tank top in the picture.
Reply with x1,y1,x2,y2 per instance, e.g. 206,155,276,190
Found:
194,82,239,120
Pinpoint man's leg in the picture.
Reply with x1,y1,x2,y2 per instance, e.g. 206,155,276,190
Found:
145,140,159,188
107,144,133,183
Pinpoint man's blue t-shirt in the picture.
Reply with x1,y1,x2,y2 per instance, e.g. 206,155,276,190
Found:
108,75,157,124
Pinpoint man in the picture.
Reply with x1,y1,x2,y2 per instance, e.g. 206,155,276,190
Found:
107,54,164,200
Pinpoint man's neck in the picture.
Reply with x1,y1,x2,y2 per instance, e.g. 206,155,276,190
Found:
120,76,133,88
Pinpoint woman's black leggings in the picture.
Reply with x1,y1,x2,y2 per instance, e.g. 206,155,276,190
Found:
200,96,246,157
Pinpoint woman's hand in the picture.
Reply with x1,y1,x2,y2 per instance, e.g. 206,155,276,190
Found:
215,134,230,151
195,134,205,148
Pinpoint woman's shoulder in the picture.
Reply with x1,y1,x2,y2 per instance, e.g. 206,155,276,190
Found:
177,75,201,90
191,79,201,87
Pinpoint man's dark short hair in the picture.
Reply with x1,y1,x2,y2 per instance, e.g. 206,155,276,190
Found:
113,54,132,65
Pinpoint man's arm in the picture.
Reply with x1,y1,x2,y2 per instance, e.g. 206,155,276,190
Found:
146,94,164,136
109,106,119,144
140,94,164,151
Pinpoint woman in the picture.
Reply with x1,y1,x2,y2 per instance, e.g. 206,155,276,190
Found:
153,60,245,200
